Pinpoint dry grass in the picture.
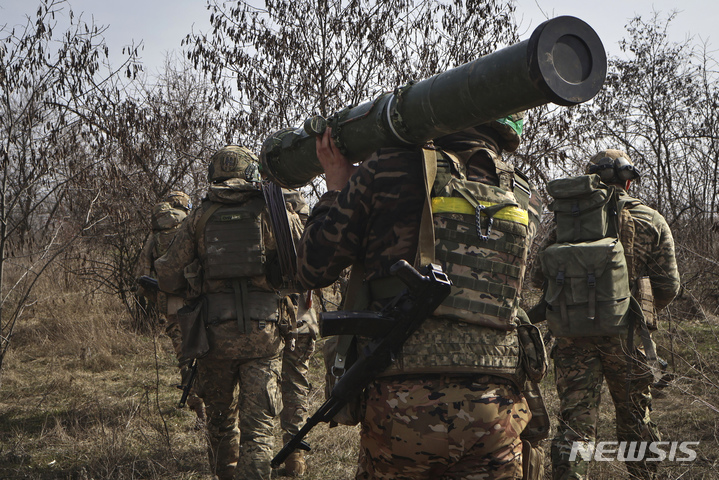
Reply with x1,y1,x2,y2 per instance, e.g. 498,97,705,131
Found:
1,276,718,479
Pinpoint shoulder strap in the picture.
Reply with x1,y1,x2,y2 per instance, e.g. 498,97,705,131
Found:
194,203,222,244
416,147,439,266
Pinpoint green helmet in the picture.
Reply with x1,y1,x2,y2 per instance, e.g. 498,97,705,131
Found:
164,191,191,212
207,145,261,183
486,112,524,152
586,149,640,183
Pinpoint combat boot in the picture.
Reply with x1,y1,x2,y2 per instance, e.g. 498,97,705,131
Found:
284,451,306,477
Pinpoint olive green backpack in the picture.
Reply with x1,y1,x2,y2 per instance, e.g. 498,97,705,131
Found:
538,175,633,336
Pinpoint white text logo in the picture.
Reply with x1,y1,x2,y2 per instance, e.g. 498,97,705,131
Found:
569,441,699,462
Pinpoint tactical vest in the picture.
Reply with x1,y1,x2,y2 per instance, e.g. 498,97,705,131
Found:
430,151,532,330
196,197,281,333
201,197,266,281
375,147,533,380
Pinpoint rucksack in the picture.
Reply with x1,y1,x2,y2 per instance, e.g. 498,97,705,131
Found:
538,174,633,337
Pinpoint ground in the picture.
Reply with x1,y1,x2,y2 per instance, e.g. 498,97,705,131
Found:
0,289,717,479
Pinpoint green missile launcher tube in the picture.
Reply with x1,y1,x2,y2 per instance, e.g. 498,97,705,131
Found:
261,15,606,188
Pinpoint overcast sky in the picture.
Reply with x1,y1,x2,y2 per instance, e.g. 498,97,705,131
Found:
1,0,714,74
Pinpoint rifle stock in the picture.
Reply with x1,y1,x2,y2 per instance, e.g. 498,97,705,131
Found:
271,260,451,468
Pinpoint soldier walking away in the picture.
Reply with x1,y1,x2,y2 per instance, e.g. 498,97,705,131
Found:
155,146,300,480
296,114,548,479
533,149,681,480
278,190,319,477
135,192,206,424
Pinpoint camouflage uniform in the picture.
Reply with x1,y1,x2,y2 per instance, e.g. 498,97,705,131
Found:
279,294,317,445
278,190,319,476
156,163,295,480
136,196,205,418
533,156,680,480
297,125,542,479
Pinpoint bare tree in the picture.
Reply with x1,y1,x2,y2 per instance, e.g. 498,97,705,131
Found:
0,0,143,377
56,58,233,322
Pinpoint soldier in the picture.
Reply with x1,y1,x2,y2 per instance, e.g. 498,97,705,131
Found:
278,191,319,477
533,149,681,480
155,146,298,480
296,114,545,479
135,192,206,422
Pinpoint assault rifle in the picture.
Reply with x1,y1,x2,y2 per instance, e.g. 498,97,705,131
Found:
271,260,451,468
177,358,198,408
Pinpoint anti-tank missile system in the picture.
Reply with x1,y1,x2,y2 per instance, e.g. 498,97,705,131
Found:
261,15,606,188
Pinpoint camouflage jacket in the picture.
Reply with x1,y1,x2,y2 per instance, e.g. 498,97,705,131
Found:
135,224,183,279
297,145,542,378
154,179,305,359
532,187,680,310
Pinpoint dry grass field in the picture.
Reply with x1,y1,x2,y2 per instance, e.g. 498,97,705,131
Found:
1,276,718,479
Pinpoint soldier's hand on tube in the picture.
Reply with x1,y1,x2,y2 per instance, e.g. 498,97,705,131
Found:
316,127,358,191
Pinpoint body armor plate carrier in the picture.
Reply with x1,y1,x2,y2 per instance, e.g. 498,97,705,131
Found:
203,197,266,280
431,155,532,330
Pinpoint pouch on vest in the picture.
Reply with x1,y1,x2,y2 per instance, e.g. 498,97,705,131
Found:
183,259,203,301
516,310,547,383
177,296,209,363
204,291,280,324
539,238,631,337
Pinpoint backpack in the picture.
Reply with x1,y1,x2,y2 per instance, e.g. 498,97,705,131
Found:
200,197,267,280
538,174,633,337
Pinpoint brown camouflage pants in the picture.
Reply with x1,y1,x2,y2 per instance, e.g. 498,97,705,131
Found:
355,375,530,480
196,353,282,480
280,333,316,443
551,335,659,480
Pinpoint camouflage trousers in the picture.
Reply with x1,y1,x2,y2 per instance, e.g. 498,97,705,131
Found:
551,335,659,480
355,374,531,480
280,333,316,443
196,353,282,480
